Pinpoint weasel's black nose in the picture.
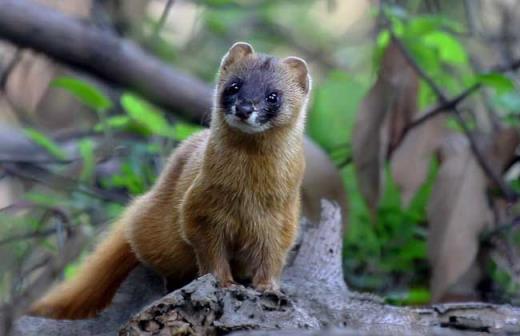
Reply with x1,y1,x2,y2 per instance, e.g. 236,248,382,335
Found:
235,102,254,120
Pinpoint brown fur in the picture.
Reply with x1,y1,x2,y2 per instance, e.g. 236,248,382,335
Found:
29,42,310,319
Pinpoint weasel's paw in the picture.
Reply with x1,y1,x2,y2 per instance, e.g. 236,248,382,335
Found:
215,276,238,289
253,281,279,293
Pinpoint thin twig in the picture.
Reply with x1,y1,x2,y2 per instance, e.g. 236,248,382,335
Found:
337,156,352,169
482,216,520,242
388,31,518,201
0,202,71,245
490,58,520,73
0,228,60,246
390,35,446,99
2,163,128,203
394,53,520,148
2,226,87,335
150,0,175,41
0,157,75,164
391,83,481,151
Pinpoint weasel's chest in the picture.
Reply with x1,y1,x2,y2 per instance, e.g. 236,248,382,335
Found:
188,178,290,231
184,151,302,240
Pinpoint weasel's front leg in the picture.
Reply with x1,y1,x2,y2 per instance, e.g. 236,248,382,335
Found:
183,216,236,287
194,243,236,287
251,246,285,292
251,216,298,292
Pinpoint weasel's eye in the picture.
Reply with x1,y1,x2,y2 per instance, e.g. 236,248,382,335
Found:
266,92,279,104
227,81,241,94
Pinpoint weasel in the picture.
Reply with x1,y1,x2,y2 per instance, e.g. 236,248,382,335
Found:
29,42,311,319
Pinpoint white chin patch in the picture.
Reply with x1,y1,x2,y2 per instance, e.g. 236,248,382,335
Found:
224,111,270,134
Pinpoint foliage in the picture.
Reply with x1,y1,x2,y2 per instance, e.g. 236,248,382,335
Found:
23,128,67,160
3,0,520,308
342,162,436,304
52,76,113,112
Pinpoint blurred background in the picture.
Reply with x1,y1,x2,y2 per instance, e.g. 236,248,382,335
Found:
0,0,520,329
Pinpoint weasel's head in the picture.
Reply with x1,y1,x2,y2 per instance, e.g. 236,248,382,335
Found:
215,42,311,134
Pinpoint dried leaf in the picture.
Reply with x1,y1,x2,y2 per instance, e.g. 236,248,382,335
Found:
0,96,19,125
5,50,56,115
3,0,93,129
352,42,419,210
428,134,493,302
486,127,520,174
391,115,446,206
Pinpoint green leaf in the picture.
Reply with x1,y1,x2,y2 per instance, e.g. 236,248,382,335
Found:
94,115,132,132
386,287,431,305
79,139,95,182
206,0,236,6
407,16,464,37
377,30,390,49
398,239,426,261
406,40,442,75
64,262,80,280
121,93,173,137
476,73,515,94
309,71,367,149
23,191,66,208
408,17,440,36
422,31,467,65
173,122,203,141
52,76,112,111
379,165,402,212
24,128,66,160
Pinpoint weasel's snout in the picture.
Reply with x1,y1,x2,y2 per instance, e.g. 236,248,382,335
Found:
235,101,254,120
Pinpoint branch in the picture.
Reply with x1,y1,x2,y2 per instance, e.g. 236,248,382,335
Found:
0,0,213,123
0,202,71,246
2,226,87,335
391,83,481,152
491,58,520,73
150,0,176,41
390,35,446,99
388,42,520,158
389,33,518,201
481,216,520,242
2,163,128,203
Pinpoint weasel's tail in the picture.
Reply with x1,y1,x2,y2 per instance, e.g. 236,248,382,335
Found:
29,222,139,319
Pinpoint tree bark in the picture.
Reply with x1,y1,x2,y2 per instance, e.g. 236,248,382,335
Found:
13,202,520,336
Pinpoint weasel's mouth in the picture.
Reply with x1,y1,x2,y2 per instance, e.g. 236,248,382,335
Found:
223,113,270,134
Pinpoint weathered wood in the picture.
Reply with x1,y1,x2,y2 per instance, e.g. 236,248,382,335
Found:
14,266,164,336
13,202,520,336
117,202,520,336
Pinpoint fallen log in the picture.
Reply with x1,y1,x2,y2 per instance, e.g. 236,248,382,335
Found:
13,202,520,336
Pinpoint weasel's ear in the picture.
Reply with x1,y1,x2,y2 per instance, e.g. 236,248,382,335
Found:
282,56,310,94
220,42,254,71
